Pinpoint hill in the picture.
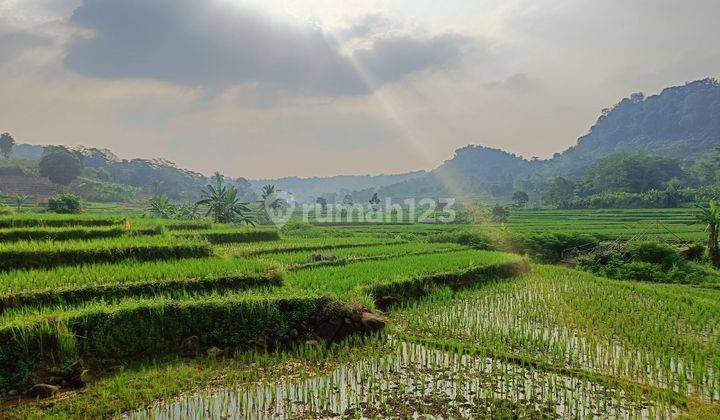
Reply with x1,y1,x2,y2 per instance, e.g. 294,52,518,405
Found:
377,78,720,199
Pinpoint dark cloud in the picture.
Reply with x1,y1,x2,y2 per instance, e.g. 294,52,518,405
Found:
64,0,467,96
353,35,468,85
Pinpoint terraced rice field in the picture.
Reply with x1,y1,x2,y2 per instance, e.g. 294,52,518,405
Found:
0,210,718,418
503,208,704,242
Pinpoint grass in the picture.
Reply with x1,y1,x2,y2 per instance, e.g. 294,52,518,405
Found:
2,207,719,418
0,226,161,242
0,236,211,271
0,214,118,228
0,290,338,389
174,228,280,244
0,256,275,295
284,249,527,304
257,241,468,268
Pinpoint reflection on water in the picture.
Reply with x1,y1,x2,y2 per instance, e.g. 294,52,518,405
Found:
126,341,677,419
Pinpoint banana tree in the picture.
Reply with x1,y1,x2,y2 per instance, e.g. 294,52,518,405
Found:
197,173,254,224
696,199,720,267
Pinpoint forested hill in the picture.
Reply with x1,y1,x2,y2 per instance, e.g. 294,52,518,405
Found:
376,78,720,199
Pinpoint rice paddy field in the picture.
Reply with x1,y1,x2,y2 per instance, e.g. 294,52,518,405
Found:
0,208,719,418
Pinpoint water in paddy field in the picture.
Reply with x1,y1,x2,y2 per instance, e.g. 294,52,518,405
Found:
125,341,679,419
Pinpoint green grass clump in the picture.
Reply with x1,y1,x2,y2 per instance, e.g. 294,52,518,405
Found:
0,226,161,242
0,236,211,271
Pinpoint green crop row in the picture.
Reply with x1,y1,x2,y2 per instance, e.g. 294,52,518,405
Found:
284,250,528,303
0,215,118,228
0,226,162,242
259,242,468,267
0,256,272,295
0,292,346,389
175,229,280,244
0,236,211,271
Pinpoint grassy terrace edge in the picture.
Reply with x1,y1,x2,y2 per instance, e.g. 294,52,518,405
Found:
0,252,529,390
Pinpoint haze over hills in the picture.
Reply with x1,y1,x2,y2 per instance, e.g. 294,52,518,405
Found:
4,78,719,202
375,78,720,200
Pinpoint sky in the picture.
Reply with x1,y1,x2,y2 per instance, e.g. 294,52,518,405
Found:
1,0,719,179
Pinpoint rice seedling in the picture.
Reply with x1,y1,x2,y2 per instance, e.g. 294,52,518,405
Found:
0,226,161,242
0,236,211,271
390,265,720,402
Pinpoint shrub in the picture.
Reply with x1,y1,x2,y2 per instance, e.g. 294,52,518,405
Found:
47,194,83,214
510,232,600,263
428,230,492,249
0,204,14,216
615,261,665,281
626,241,683,269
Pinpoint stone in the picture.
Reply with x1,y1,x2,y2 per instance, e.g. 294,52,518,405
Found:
360,312,386,332
316,319,341,341
7,389,17,397
179,335,200,357
206,347,223,358
26,384,59,399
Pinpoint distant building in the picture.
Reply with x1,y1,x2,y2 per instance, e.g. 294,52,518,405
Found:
0,176,57,203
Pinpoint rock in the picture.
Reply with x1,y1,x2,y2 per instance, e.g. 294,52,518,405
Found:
257,327,278,350
288,328,299,339
376,295,398,311
179,335,200,357
206,347,223,358
316,319,342,341
360,312,386,332
67,369,91,388
26,384,59,399
305,339,319,346
8,389,17,397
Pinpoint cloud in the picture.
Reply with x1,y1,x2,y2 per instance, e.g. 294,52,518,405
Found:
484,73,536,91
64,0,468,96
0,30,48,62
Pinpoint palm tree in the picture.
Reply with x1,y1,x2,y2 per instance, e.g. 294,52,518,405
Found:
197,172,254,224
696,199,720,267
261,185,275,201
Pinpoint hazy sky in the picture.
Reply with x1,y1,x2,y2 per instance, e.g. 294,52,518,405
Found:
1,0,719,178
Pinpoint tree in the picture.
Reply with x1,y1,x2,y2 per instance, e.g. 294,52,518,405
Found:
369,193,381,211
586,153,683,193
197,172,253,224
491,205,509,223
544,177,575,208
512,191,529,208
342,194,354,206
39,146,83,186
0,132,15,159
315,197,328,211
696,199,720,267
147,195,176,219
261,184,275,201
12,194,29,212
